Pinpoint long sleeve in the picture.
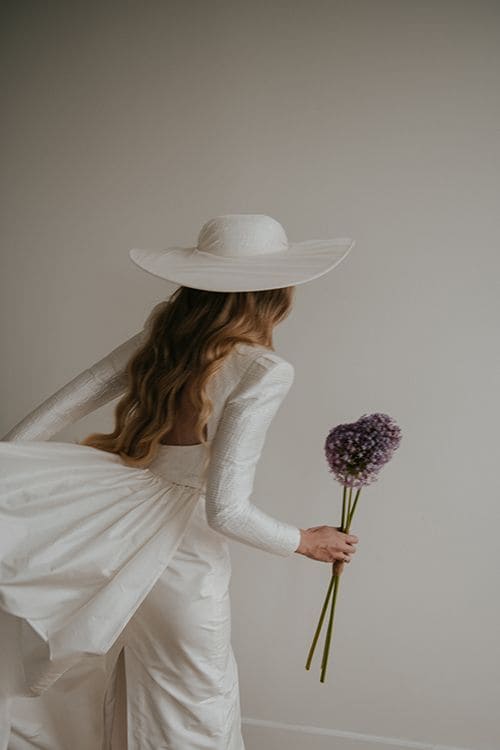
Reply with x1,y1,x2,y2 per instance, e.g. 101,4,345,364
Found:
1,331,145,441
204,353,301,557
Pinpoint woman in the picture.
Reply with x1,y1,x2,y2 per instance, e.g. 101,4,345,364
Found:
0,214,359,749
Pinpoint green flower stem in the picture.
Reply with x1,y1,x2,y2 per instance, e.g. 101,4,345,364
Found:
305,487,347,671
340,485,347,529
305,486,363,681
320,571,341,682
346,487,361,531
304,573,335,670
318,487,362,684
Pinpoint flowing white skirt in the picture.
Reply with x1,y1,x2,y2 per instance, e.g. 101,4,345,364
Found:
0,440,245,749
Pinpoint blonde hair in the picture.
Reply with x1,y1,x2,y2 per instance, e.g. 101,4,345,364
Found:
79,285,294,468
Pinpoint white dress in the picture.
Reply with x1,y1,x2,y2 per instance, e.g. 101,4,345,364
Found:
0,321,301,750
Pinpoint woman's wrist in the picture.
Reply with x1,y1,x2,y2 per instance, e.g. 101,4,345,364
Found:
294,528,308,554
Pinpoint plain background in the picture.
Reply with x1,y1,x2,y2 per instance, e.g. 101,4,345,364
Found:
1,2,499,749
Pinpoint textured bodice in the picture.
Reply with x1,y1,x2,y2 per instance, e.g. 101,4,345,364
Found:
147,442,211,490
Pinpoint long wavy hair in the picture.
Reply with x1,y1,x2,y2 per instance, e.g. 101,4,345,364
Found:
79,285,294,468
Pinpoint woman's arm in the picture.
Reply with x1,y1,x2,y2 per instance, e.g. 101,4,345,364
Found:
205,353,302,557
1,331,145,441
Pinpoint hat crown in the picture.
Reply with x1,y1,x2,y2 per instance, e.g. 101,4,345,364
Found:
197,214,289,258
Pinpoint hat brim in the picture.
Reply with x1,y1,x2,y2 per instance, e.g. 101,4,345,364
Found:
129,238,355,292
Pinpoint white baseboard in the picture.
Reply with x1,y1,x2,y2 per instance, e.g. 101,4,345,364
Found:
241,716,477,750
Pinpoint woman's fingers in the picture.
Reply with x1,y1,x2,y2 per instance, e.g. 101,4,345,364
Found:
301,525,360,563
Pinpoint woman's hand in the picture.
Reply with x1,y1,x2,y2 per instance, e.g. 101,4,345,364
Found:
295,525,359,565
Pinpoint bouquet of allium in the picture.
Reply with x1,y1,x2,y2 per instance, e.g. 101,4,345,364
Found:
305,413,402,683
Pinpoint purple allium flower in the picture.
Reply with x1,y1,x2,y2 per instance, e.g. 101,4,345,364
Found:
324,413,402,488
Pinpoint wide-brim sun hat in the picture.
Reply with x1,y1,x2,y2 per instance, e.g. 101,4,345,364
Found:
129,214,355,292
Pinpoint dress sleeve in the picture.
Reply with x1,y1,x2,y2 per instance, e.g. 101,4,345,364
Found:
204,353,302,557
1,331,144,441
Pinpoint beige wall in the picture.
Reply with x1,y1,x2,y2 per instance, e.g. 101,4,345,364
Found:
1,2,499,749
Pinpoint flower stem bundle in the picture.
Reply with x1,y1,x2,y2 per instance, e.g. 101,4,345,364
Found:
305,413,401,683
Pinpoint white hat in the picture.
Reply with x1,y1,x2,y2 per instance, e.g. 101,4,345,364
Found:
129,214,355,292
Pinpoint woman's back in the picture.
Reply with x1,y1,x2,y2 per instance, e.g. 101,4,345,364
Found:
158,342,273,447
149,341,298,545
